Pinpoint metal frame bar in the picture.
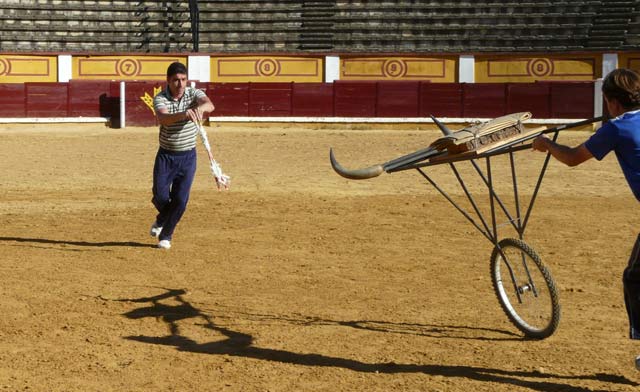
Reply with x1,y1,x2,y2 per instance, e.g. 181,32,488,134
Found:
416,167,493,243
413,140,554,247
487,157,498,243
450,163,494,240
509,151,523,239
470,158,521,235
521,132,559,233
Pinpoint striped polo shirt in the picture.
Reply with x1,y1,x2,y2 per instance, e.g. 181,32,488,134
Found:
153,86,207,151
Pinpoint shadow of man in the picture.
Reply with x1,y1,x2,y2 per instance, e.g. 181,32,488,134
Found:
0,236,156,249
115,288,637,392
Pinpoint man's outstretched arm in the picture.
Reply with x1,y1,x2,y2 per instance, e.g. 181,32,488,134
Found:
532,135,594,167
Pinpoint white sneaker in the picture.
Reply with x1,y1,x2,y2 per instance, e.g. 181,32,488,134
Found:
635,355,640,371
150,221,163,238
157,240,171,249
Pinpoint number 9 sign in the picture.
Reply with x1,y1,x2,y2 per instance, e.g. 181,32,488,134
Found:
383,59,407,78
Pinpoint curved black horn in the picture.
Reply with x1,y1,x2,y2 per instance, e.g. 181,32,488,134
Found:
430,114,453,136
329,148,384,180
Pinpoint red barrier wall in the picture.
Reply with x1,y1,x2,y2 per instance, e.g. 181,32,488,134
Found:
549,82,594,119
209,80,595,120
0,84,25,116
507,83,551,118
463,83,507,118
0,81,115,119
25,83,69,117
123,81,163,126
334,81,377,117
0,81,596,124
248,83,292,116
69,80,112,117
377,81,420,117
292,83,333,117
420,83,463,117
208,83,249,116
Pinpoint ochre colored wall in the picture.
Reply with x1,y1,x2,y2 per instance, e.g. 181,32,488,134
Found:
475,55,601,82
340,56,457,82
0,55,57,83
5,53,638,85
72,56,186,81
211,56,323,82
619,53,640,74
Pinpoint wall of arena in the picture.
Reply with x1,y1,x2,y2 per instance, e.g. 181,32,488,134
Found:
1,52,637,126
0,79,595,127
6,53,640,84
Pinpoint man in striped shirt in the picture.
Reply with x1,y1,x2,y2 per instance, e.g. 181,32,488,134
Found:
150,62,215,249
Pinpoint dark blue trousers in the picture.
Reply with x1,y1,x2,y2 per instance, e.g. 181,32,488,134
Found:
624,233,640,339
152,148,197,242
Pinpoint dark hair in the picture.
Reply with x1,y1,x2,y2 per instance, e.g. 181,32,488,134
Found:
602,68,640,110
166,62,188,78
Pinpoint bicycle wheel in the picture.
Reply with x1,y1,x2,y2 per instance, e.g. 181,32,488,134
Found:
490,238,560,339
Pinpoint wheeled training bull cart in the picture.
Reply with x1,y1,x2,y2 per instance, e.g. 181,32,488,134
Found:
330,112,602,339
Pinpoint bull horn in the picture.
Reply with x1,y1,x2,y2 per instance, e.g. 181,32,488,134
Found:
430,114,453,136
329,148,384,180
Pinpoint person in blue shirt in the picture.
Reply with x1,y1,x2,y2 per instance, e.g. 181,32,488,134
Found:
533,68,640,369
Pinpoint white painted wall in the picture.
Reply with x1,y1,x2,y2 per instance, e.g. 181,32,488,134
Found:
188,55,211,82
325,56,340,83
459,55,475,83
57,55,72,82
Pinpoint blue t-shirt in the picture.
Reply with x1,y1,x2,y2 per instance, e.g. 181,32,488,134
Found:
585,110,640,201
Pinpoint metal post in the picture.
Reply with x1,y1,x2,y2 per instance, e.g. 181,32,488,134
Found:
416,167,493,243
119,81,126,129
509,151,523,238
487,157,498,244
189,0,200,52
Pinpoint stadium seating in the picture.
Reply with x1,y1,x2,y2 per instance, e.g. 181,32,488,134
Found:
0,0,192,52
196,0,336,51
330,1,597,52
586,0,640,49
0,0,638,54
195,0,639,53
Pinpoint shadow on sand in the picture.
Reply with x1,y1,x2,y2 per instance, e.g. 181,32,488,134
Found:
0,236,156,249
109,288,638,392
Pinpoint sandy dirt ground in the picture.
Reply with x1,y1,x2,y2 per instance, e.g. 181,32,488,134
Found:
1,121,640,391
